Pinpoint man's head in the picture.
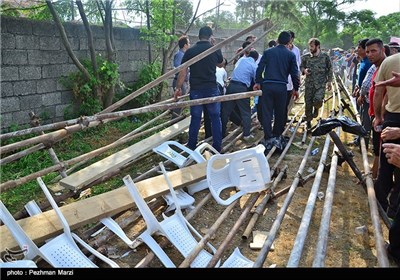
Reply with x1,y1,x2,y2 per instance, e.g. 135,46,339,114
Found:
245,35,257,42
288,30,295,43
388,42,399,55
366,38,385,66
357,38,369,58
178,35,190,50
199,26,213,40
242,41,253,55
248,50,259,62
308,38,321,55
277,31,291,46
268,40,277,48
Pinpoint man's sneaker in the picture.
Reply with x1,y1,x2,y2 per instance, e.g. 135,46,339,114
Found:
243,134,255,142
306,121,312,129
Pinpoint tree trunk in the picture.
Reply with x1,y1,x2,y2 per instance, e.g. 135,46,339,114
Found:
46,0,91,81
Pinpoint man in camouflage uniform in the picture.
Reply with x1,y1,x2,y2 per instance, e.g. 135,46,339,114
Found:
300,38,333,128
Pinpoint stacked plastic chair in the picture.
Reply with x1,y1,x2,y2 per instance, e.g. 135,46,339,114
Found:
0,177,119,268
153,141,219,212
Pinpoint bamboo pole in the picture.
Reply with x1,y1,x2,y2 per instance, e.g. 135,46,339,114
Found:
206,192,260,268
1,91,260,155
312,134,339,267
178,200,238,268
337,76,389,267
0,116,185,192
253,137,316,267
29,112,68,178
287,88,336,267
287,134,332,267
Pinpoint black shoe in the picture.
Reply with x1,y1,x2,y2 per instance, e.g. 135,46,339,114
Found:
306,121,311,129
387,243,400,267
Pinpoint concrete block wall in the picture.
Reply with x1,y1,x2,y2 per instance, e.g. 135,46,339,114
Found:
1,16,148,132
1,16,259,132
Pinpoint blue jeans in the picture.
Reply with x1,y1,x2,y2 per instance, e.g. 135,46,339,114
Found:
188,87,222,152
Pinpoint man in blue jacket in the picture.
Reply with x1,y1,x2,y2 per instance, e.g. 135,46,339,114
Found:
254,31,300,152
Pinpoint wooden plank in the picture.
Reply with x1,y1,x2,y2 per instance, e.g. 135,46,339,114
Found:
59,117,191,190
0,160,212,253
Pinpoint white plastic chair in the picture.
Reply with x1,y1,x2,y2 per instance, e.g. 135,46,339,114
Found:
206,144,271,206
25,200,136,249
158,162,253,268
152,141,219,212
123,171,220,268
0,177,119,268
220,247,254,268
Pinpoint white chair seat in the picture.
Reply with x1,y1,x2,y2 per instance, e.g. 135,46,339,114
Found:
221,247,254,268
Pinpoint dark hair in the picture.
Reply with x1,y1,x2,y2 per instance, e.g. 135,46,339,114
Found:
245,34,256,41
384,44,391,56
248,50,259,61
268,40,277,48
199,26,213,40
178,36,189,49
222,57,228,67
288,30,295,39
277,31,291,45
242,41,252,49
366,38,383,49
358,38,369,49
308,38,321,47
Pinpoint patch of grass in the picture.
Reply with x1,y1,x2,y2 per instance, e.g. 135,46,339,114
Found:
0,114,164,214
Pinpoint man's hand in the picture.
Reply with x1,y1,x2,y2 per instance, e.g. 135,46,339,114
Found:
375,71,400,88
174,88,182,101
381,127,400,141
327,82,332,91
292,90,299,101
382,143,400,168
357,94,365,106
253,83,261,91
352,86,360,98
373,116,383,132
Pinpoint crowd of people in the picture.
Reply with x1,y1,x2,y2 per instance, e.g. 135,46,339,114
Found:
172,27,400,266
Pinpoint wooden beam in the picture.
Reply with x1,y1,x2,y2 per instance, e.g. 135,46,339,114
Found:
0,160,213,253
59,117,191,190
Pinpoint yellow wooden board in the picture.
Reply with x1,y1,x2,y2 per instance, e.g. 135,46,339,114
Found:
59,117,190,190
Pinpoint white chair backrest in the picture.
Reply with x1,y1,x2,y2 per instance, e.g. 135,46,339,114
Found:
0,201,43,261
122,175,163,235
229,144,270,193
207,145,271,205
153,141,196,168
36,177,73,241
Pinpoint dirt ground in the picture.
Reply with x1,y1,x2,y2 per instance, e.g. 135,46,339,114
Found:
76,96,397,268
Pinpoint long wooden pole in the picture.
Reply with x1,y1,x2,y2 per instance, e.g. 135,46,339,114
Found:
0,116,185,192
253,137,316,267
337,76,389,267
1,91,260,155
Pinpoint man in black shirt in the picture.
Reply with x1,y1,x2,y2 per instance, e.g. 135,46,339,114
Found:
174,26,224,152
